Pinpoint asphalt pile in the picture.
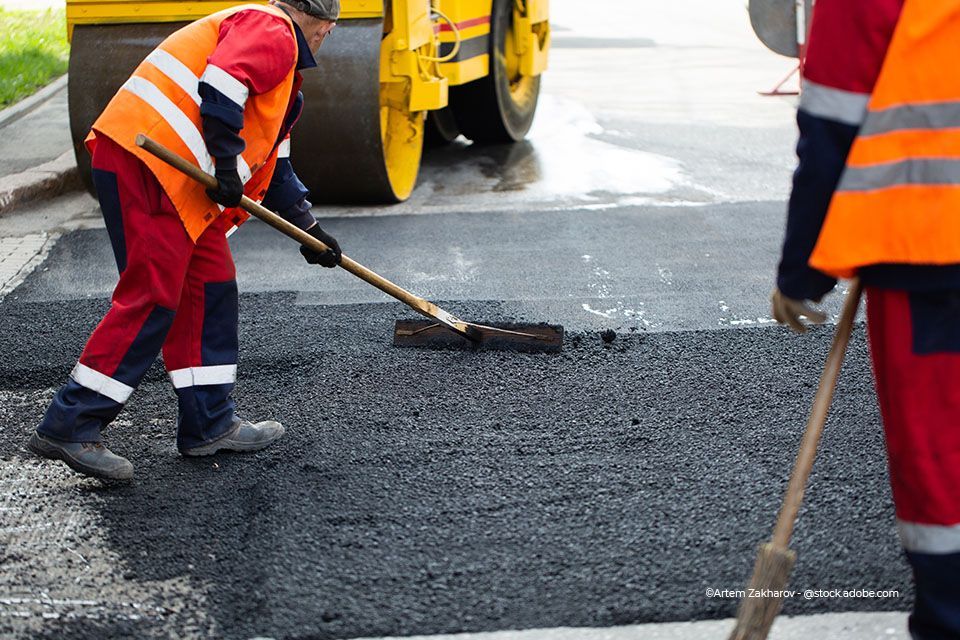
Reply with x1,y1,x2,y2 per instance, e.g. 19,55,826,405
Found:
0,279,909,639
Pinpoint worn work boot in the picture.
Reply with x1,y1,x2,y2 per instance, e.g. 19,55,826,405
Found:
27,432,134,481
180,419,285,457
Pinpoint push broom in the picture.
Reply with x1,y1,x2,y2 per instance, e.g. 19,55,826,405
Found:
728,279,863,640
137,134,562,352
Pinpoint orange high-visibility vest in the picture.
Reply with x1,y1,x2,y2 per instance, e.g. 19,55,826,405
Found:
810,0,960,279
87,4,297,242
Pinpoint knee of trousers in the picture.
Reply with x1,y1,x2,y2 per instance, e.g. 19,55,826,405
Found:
79,305,177,391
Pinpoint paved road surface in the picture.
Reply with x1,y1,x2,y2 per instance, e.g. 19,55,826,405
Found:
0,2,909,638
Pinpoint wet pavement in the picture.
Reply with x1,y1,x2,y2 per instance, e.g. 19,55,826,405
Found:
0,1,909,638
14,201,836,334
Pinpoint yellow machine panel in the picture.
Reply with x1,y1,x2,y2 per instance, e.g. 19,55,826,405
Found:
435,0,492,86
66,0,383,32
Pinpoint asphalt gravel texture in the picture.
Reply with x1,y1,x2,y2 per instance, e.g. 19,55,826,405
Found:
0,249,911,639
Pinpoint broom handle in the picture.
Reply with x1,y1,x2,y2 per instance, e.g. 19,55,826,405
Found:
135,135,454,323
771,279,863,548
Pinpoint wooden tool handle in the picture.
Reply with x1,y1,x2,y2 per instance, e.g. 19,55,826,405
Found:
771,280,864,548
135,134,442,319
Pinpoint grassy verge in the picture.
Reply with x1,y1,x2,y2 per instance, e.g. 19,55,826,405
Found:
0,7,69,108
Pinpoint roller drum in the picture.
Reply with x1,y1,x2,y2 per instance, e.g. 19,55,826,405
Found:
294,18,422,203
69,24,184,193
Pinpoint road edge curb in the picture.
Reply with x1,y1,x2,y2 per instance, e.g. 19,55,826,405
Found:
0,151,82,216
0,74,68,130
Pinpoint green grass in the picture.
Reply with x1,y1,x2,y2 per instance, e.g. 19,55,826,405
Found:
0,7,69,108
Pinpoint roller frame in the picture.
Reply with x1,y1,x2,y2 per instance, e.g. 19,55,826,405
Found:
294,17,419,202
512,0,550,78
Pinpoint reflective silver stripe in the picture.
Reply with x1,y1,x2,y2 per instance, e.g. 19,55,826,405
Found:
70,363,134,404
800,80,870,127
168,365,237,389
861,101,960,136
145,49,201,106
200,64,249,107
140,56,255,185
277,138,291,159
898,520,960,554
838,158,960,192
122,76,215,176
237,156,252,184
225,225,239,237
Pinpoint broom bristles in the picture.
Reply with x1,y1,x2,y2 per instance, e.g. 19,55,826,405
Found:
728,542,797,640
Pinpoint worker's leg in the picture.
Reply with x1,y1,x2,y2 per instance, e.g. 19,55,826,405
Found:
161,216,240,452
36,137,194,443
866,287,960,639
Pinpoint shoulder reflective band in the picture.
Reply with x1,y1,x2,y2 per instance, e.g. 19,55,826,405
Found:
200,64,250,108
278,138,291,159
145,49,201,107
800,80,870,127
146,49,253,184
122,76,215,176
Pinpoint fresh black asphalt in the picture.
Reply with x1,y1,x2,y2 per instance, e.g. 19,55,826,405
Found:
0,226,909,639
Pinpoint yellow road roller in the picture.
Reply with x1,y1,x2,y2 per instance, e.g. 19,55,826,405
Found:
65,0,550,203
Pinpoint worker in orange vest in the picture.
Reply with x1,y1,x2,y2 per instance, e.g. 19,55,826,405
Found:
28,0,341,481
772,0,960,636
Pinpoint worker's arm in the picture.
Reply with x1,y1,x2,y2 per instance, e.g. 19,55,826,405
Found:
776,111,853,303
773,0,903,331
258,92,340,267
199,10,297,206
262,92,311,226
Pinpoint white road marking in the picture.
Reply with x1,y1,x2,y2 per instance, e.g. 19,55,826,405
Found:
345,612,909,640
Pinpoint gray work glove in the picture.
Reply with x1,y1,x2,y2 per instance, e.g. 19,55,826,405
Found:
771,288,828,334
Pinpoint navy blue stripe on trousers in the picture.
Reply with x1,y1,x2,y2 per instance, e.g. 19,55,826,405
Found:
201,280,239,366
39,163,177,442
908,551,960,640
38,304,175,442
93,168,127,274
172,280,239,450
908,291,960,354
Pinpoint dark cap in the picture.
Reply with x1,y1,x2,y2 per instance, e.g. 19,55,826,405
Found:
282,0,339,20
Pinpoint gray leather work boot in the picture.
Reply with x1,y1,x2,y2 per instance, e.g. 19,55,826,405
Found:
180,419,285,457
28,432,134,481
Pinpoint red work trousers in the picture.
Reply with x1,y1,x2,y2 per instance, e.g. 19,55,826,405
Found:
38,136,239,450
867,287,960,639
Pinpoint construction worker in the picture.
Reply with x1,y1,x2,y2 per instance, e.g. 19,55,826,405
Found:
771,0,960,637
27,0,343,481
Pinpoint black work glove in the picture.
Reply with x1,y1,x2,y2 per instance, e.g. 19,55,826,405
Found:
300,223,342,268
206,162,244,208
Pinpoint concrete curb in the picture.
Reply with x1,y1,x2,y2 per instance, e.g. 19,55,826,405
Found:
0,151,82,215
0,74,68,129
